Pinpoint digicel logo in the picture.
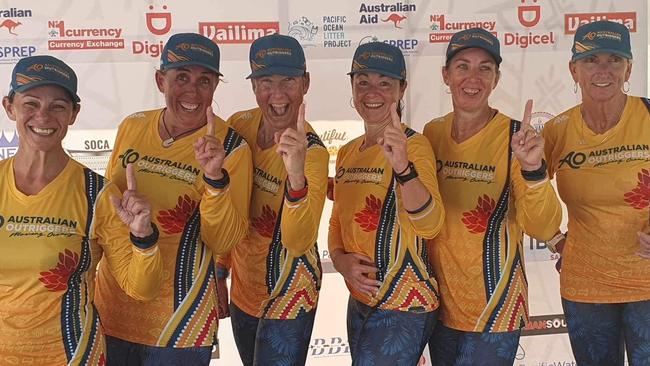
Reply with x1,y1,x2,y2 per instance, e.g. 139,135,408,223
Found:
199,22,278,44
564,12,637,34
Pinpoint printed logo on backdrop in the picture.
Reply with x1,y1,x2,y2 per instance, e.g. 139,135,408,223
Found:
524,234,560,262
359,34,419,56
309,337,349,358
0,131,19,160
288,17,318,47
47,20,125,50
530,110,554,133
199,21,278,44
323,15,351,48
504,0,555,48
564,12,637,35
63,131,115,173
428,14,497,44
0,8,37,63
131,4,173,58
522,314,568,336
358,3,416,28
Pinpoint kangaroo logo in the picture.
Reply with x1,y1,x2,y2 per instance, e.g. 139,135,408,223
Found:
0,19,22,35
382,13,407,29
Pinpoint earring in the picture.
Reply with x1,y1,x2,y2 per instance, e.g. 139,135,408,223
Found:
622,81,630,93
445,87,451,94
349,97,356,109
573,82,578,94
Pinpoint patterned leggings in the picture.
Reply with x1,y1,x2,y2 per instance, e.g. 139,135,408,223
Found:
562,298,650,366
347,296,437,366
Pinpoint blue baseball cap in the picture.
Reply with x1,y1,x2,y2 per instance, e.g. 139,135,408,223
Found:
9,55,80,103
572,20,632,61
247,34,306,79
446,28,502,66
160,33,222,75
348,42,406,80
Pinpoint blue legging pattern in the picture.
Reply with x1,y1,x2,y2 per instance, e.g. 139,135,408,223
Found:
229,302,316,366
428,321,521,366
347,296,437,366
562,298,650,366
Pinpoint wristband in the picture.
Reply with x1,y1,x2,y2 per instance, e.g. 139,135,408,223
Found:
203,169,230,189
394,161,418,185
130,223,159,249
521,159,547,182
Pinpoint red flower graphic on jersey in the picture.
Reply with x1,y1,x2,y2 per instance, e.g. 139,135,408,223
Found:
157,194,198,234
252,205,277,238
355,194,382,232
624,169,650,209
39,249,79,292
462,195,496,234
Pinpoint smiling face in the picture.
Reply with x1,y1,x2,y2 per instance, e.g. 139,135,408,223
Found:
442,47,500,113
570,52,632,103
252,73,310,130
2,85,79,153
155,65,219,130
351,72,406,125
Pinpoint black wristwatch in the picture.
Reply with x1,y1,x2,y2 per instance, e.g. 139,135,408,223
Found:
394,161,418,185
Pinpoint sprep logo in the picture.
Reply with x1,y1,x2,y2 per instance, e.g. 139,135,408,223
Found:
119,149,140,168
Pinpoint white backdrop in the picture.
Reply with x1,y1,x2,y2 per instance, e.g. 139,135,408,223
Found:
0,1,647,365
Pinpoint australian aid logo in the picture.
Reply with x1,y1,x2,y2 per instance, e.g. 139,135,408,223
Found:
0,8,37,63
132,4,173,58
199,21,278,44
565,12,636,35
503,0,555,48
358,2,416,29
47,20,124,50
429,14,497,43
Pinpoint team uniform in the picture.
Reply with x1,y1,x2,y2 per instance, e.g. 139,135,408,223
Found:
94,108,251,362
218,108,328,365
543,96,650,365
328,125,445,365
423,112,562,365
0,158,162,366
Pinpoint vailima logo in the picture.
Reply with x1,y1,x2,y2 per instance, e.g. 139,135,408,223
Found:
199,21,279,44
564,12,637,35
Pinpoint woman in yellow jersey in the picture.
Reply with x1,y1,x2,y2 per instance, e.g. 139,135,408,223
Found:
328,42,445,365
0,55,162,366
542,20,650,365
93,33,252,365
422,28,562,365
216,34,328,366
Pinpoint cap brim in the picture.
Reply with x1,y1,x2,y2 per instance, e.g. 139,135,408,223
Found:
348,68,405,80
162,60,223,76
13,80,81,103
447,45,502,65
572,48,632,61
246,66,306,79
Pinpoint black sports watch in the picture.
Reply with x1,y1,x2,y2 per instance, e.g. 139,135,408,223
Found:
394,161,418,185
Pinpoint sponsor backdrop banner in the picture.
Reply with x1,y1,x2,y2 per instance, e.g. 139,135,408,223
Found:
0,1,647,365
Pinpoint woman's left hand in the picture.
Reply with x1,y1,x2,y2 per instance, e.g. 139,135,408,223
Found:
110,164,154,238
511,99,545,171
378,102,408,173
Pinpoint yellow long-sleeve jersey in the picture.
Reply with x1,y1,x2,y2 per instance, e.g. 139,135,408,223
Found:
94,108,252,347
543,96,650,303
0,158,162,366
423,112,562,332
218,108,328,319
328,126,445,312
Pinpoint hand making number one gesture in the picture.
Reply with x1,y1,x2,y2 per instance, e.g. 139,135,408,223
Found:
110,163,154,238
275,102,308,191
511,99,545,171
194,106,226,180
377,102,408,173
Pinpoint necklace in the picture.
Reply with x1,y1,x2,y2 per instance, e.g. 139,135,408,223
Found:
160,111,206,148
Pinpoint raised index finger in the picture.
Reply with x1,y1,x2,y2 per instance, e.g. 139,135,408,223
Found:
296,102,306,134
390,102,401,129
206,106,216,136
125,163,137,191
521,99,534,130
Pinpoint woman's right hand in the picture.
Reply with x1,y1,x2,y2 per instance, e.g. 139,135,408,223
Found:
332,251,382,296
